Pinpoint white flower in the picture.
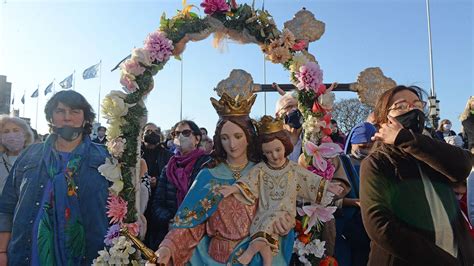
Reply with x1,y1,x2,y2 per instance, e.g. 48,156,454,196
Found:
110,180,124,195
107,137,127,159
318,91,335,110
107,119,123,140
307,239,326,258
102,90,136,121
106,236,136,265
131,48,152,66
289,52,309,74
98,157,122,183
92,249,111,266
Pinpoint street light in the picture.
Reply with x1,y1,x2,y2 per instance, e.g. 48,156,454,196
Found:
425,0,439,128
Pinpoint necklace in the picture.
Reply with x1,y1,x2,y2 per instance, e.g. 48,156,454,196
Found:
266,159,289,171
225,160,249,179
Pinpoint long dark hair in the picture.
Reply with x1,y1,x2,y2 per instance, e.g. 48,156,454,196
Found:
44,90,96,134
212,116,260,163
172,120,203,146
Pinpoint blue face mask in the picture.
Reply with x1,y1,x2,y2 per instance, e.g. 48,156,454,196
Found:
284,109,303,129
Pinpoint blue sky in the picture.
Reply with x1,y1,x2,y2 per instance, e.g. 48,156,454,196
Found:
0,0,472,135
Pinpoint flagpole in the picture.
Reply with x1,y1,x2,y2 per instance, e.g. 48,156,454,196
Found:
180,56,183,121
35,84,39,129
98,60,102,124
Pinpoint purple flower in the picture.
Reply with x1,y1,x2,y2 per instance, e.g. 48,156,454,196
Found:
200,0,230,15
295,62,323,92
104,224,121,246
143,31,174,63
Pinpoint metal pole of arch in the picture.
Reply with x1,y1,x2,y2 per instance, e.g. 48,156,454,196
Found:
263,54,267,115
98,60,102,124
425,0,439,128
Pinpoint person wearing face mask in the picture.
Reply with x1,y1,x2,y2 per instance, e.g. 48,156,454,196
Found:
0,116,34,195
434,119,457,142
146,120,211,250
0,90,110,265
92,126,107,144
275,91,303,162
141,122,173,249
334,122,376,266
360,85,474,265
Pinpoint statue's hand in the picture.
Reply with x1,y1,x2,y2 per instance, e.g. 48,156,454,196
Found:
145,246,171,266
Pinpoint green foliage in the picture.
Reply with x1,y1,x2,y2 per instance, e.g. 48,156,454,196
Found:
159,12,209,44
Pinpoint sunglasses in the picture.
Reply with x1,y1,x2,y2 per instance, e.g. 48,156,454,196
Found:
171,129,193,138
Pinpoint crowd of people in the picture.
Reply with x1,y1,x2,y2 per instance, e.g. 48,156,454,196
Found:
0,88,473,266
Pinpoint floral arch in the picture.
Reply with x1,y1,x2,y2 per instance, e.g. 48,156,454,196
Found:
94,1,395,265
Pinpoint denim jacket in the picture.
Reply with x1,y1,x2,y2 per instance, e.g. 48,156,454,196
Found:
0,135,110,265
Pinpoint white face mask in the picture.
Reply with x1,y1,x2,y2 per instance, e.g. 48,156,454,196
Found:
443,124,452,131
173,135,195,154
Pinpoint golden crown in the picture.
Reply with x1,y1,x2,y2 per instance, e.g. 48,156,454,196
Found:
210,93,257,117
256,115,285,135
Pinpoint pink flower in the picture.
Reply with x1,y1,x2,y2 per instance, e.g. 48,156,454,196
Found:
143,31,174,63
120,74,138,93
125,222,140,237
295,62,323,92
121,58,145,77
308,160,335,180
200,0,230,15
292,40,307,51
297,205,337,234
304,141,342,171
107,194,128,224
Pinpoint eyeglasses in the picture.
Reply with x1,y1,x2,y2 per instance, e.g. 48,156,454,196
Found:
388,100,427,113
171,129,193,138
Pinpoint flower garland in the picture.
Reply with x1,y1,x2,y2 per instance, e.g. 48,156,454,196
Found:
94,1,339,265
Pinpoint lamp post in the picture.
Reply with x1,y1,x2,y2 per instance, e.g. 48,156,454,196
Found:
425,0,440,129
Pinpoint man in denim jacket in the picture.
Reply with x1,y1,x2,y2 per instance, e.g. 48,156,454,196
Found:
0,91,109,265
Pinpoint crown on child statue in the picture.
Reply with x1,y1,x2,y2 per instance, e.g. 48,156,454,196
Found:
211,93,257,117
256,115,285,134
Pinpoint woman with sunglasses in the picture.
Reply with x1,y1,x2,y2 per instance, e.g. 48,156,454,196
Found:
147,120,211,250
360,85,474,265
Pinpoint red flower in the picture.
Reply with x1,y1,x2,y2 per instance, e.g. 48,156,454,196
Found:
316,84,327,95
320,256,338,266
295,219,303,233
298,232,312,244
312,101,325,114
292,40,308,51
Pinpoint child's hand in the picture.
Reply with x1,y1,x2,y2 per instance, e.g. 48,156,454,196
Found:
219,185,238,198
328,182,344,196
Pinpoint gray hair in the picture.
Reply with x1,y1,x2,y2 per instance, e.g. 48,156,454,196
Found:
0,115,35,151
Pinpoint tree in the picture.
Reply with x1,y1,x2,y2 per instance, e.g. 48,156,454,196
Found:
331,98,373,134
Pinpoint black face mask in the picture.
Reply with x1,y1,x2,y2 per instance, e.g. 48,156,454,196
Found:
284,109,303,129
144,132,161,145
53,126,83,141
395,109,426,134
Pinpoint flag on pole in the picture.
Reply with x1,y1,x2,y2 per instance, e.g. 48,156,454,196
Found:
31,89,39,98
21,94,25,104
83,62,100,79
59,73,74,89
44,82,54,95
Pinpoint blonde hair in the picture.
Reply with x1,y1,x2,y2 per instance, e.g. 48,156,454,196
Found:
459,96,474,122
0,115,35,152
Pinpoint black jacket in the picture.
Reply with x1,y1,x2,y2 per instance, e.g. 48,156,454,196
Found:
142,144,173,178
462,114,474,149
145,153,211,250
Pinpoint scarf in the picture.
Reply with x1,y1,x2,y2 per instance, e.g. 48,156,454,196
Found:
166,148,206,206
34,135,87,265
